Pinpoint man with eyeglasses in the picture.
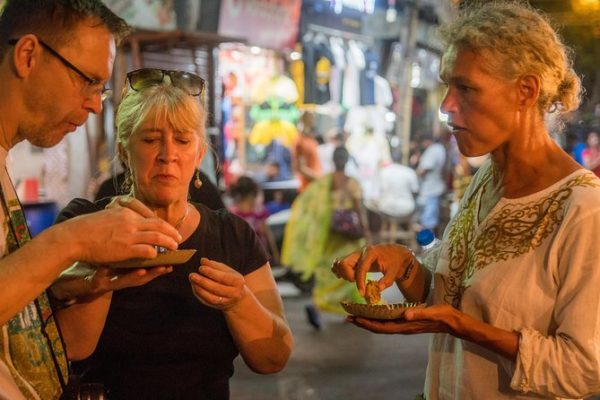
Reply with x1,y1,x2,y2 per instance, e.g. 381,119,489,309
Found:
0,2,183,399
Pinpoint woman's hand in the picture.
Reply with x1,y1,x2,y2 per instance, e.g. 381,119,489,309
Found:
189,258,247,310
331,244,416,296
349,303,519,361
348,304,460,335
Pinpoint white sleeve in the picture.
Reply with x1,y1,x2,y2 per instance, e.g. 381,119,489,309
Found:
511,204,600,397
410,171,420,193
418,146,440,171
374,75,393,107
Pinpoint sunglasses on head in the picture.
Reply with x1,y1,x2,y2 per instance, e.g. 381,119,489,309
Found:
126,68,206,96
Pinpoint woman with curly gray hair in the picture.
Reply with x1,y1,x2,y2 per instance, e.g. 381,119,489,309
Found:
332,2,600,398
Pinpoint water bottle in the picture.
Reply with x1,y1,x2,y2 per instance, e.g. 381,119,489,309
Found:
415,229,441,265
416,229,439,252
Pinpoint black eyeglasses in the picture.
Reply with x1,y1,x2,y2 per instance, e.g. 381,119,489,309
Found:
8,38,112,101
126,68,206,97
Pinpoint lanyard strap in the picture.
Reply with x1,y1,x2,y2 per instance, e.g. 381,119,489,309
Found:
0,171,69,391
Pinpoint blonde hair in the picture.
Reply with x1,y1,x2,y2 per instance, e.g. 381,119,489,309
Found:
115,83,207,192
438,1,581,114
116,83,207,152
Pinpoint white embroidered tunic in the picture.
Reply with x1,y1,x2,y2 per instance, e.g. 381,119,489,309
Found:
425,161,600,399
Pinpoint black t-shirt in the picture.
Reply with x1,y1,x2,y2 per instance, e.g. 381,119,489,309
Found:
56,199,268,400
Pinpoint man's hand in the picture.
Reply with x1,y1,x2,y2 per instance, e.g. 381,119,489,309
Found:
51,262,173,302
60,196,182,265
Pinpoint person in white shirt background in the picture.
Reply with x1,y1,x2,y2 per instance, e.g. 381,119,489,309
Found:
415,133,447,234
376,151,420,222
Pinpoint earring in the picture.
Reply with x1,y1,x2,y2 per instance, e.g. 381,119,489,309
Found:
123,170,133,194
194,170,202,189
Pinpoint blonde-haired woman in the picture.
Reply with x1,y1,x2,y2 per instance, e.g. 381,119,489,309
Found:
53,69,292,399
333,2,600,398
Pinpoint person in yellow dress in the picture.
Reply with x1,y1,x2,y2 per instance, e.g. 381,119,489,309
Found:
283,146,369,328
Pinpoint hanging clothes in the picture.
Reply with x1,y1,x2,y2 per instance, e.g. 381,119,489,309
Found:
344,105,391,139
302,35,317,105
314,51,332,105
290,43,305,108
374,75,393,108
302,34,334,105
328,36,346,106
342,40,365,109
359,46,378,106
345,125,392,204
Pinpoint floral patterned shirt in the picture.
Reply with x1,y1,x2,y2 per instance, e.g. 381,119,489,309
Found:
0,148,68,400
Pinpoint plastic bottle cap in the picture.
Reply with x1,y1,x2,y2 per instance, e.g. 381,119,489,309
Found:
416,229,435,246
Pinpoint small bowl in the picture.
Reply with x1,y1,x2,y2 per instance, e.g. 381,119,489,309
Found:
340,301,425,320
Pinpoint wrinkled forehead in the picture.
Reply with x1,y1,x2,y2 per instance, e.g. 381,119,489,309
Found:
58,21,117,83
440,45,498,81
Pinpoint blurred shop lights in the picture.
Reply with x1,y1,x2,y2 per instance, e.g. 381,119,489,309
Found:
571,0,600,13
386,7,398,22
385,111,396,123
290,51,302,61
386,0,397,22
410,62,421,88
326,0,376,14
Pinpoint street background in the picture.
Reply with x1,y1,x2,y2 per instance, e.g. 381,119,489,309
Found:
231,283,430,400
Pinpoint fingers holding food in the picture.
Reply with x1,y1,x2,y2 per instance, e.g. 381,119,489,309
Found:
364,280,382,305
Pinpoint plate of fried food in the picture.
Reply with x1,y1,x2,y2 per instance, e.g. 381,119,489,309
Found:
340,280,425,320
109,249,196,269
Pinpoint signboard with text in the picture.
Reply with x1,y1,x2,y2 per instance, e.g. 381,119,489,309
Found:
218,0,302,50
300,0,380,34
105,0,176,30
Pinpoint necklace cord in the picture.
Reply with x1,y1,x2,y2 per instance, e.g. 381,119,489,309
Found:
173,203,189,230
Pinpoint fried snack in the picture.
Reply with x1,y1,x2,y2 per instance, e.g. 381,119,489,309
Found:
364,280,381,305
